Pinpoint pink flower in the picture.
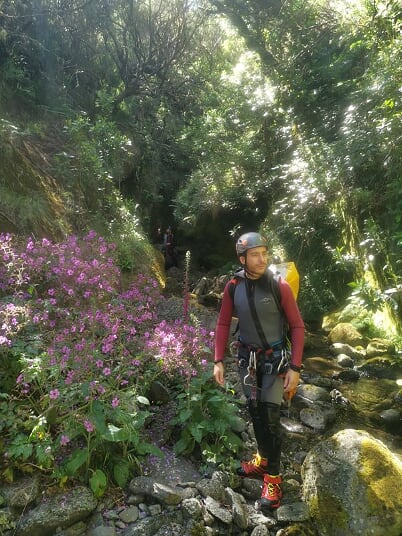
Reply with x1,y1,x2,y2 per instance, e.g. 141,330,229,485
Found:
60,435,70,446
84,419,95,433
112,397,120,408
49,389,60,400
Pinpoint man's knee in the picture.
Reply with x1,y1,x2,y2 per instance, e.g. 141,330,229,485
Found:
258,402,281,427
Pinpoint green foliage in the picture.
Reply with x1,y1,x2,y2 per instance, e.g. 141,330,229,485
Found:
0,233,166,489
172,366,242,466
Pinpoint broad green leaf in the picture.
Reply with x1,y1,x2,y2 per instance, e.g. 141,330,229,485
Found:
65,448,87,476
89,469,107,498
113,460,130,488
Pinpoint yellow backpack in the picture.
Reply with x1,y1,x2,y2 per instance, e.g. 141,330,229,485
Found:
268,261,299,300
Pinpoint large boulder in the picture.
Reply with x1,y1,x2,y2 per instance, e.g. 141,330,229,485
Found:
16,486,97,536
301,429,402,536
327,323,365,346
366,338,396,357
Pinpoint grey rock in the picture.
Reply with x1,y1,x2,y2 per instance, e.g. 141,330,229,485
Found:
118,506,139,523
225,487,248,529
299,403,336,432
204,496,233,524
336,353,354,368
87,526,117,536
181,497,203,520
1,477,40,511
250,525,269,536
245,503,276,529
16,486,97,536
121,511,183,536
128,476,184,505
276,501,310,522
196,471,229,503
296,384,332,403
329,342,365,359
380,408,400,423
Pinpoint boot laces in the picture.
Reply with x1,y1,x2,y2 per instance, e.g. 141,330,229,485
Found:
262,474,282,501
266,481,280,498
250,453,263,466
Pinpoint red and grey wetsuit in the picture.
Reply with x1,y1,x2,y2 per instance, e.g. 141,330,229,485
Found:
214,269,305,475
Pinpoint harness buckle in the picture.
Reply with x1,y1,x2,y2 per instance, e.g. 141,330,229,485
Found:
264,362,274,375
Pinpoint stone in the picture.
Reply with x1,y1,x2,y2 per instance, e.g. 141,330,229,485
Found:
302,429,402,536
329,342,366,359
299,404,336,432
296,384,332,403
380,408,400,424
181,497,203,520
87,527,117,536
327,322,365,346
336,353,354,368
196,471,229,503
118,506,139,523
276,502,310,523
225,487,248,530
204,496,233,525
16,486,97,536
1,477,40,511
128,477,184,505
366,338,396,357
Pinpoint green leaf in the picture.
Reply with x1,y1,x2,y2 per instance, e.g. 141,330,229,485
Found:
89,469,107,498
189,423,204,443
178,408,192,423
136,395,150,405
102,423,130,442
65,448,88,476
174,436,194,455
113,460,130,488
135,441,163,457
8,435,33,460
90,400,107,433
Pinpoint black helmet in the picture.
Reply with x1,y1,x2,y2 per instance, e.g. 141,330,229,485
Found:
236,232,268,257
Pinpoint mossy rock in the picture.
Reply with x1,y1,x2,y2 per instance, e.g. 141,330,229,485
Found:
302,429,402,536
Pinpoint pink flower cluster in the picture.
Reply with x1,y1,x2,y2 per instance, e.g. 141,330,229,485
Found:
144,319,214,377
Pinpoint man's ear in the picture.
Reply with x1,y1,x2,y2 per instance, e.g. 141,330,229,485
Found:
239,255,246,265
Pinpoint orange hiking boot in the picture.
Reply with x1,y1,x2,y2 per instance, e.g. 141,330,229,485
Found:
260,474,283,509
236,453,268,479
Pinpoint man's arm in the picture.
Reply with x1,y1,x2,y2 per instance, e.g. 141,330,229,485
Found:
213,283,234,385
279,279,304,397
279,279,304,369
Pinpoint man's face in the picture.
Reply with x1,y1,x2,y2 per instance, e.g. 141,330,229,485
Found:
240,246,269,279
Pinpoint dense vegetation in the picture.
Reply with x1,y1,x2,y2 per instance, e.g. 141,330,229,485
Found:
0,232,241,493
1,0,401,330
0,0,401,494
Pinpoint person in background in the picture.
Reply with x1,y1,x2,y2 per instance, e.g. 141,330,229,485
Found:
162,226,177,268
213,232,304,510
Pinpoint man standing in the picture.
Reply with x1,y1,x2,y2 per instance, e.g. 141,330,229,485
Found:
213,232,304,510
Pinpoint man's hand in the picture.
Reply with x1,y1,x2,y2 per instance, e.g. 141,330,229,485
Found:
283,368,300,400
213,362,225,386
